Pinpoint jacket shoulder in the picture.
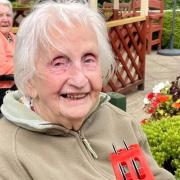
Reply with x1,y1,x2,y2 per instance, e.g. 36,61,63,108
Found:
0,117,30,179
0,117,19,145
97,102,147,145
100,101,134,122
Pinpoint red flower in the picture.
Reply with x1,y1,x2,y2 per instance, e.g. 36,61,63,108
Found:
151,101,159,108
148,107,155,114
147,92,154,100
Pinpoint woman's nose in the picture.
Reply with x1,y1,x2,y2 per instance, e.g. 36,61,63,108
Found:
67,64,88,88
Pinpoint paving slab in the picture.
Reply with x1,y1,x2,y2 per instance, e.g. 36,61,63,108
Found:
126,51,180,122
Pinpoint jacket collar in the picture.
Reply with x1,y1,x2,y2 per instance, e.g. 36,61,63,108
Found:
1,91,110,135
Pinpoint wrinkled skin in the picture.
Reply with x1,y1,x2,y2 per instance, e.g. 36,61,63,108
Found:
27,24,103,130
0,5,13,36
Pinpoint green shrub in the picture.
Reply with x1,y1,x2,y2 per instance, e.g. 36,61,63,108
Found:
164,0,173,10
164,0,180,9
142,115,180,179
162,11,180,49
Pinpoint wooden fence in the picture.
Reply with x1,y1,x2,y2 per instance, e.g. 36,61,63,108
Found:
103,16,147,94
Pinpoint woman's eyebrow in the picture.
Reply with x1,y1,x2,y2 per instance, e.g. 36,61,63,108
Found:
83,52,95,57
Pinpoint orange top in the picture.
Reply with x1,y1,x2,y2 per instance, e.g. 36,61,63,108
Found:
0,31,15,88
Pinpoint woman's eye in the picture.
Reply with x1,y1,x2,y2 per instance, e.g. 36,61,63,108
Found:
7,14,12,17
84,59,93,63
51,57,68,67
83,55,96,64
0,13,12,17
83,54,98,70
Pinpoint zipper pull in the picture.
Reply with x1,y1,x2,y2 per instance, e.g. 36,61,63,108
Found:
78,131,98,159
81,137,98,159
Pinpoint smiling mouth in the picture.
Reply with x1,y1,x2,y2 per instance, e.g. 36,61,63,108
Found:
61,93,88,100
1,25,9,27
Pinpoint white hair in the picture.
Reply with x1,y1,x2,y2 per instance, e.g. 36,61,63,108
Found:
14,0,115,97
0,0,13,14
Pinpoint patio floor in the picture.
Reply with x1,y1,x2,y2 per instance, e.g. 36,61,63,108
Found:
126,50,180,122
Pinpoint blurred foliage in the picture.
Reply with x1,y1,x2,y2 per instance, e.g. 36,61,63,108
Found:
12,2,31,8
121,0,131,2
164,0,180,9
142,115,180,179
12,0,35,8
162,11,180,49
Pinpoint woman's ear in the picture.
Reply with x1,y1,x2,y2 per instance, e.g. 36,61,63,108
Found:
25,79,38,99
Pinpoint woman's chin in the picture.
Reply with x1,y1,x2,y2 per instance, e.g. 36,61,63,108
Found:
57,93,99,124
62,107,90,121
0,27,11,34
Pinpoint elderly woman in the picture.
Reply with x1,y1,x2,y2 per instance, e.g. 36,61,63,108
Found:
0,1,175,179
0,0,15,105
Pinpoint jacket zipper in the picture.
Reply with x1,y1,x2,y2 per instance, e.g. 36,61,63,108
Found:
78,131,98,159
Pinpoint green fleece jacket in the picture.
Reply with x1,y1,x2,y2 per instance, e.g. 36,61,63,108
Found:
0,91,175,180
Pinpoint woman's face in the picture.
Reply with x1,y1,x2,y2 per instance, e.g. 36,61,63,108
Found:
28,24,103,129
0,5,13,35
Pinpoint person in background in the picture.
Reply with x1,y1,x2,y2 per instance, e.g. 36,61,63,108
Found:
0,0,15,106
0,1,175,179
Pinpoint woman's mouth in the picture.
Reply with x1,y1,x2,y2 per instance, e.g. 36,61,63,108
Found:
61,93,88,100
1,24,10,27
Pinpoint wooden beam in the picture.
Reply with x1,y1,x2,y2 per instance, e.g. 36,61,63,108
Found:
113,0,119,10
89,0,97,11
141,0,148,16
106,16,146,28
